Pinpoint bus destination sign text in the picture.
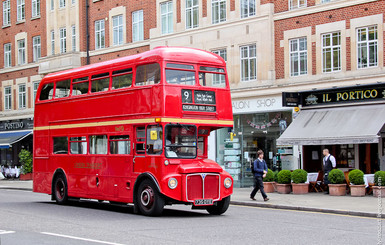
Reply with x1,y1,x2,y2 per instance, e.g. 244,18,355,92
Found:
182,90,216,112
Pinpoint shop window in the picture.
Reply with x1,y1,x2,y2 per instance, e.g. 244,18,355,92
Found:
39,83,54,101
55,80,71,98
70,136,87,154
112,68,132,89
91,72,110,93
110,135,130,154
53,137,68,154
89,135,108,154
135,63,161,86
147,125,163,155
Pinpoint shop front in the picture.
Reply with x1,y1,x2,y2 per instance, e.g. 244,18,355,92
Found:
278,83,385,174
215,95,296,187
0,119,33,168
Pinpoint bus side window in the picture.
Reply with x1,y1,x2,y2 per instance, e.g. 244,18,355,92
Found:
70,136,88,154
135,127,146,154
55,80,71,98
53,137,68,154
91,72,110,93
146,126,163,155
198,136,205,157
110,135,130,154
39,83,54,101
89,135,108,154
112,68,132,89
135,63,160,86
72,76,89,95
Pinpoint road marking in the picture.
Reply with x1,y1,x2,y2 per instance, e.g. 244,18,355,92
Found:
41,232,126,245
0,230,15,235
232,204,383,220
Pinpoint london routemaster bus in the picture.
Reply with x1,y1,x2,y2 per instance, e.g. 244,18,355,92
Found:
33,47,234,216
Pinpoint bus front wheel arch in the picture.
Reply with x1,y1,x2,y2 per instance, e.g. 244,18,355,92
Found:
135,179,164,216
52,173,69,205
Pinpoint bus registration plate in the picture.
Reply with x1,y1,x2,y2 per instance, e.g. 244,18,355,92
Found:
194,199,213,206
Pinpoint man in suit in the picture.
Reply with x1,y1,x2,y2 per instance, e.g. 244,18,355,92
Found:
323,148,336,194
250,150,269,201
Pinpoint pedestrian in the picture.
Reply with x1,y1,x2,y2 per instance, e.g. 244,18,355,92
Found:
323,148,336,194
250,150,269,202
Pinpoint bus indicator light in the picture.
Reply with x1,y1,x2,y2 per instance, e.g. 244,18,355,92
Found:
155,118,161,123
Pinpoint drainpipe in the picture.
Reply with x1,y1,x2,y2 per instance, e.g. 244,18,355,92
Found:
86,0,90,64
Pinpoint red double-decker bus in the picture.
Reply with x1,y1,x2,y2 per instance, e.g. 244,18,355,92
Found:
33,47,234,216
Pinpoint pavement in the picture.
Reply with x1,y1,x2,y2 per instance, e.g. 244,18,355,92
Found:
0,179,383,218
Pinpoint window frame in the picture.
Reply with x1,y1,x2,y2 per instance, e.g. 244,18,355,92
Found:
89,135,108,155
17,39,26,65
3,0,10,26
18,84,26,109
33,81,39,103
132,10,144,42
32,0,40,17
321,31,341,73
240,44,257,82
186,0,198,29
357,25,378,69
289,37,308,77
112,15,123,46
212,0,226,24
111,68,133,90
69,136,88,155
109,135,131,155
4,43,11,68
59,0,66,9
17,0,25,22
51,30,55,55
53,137,69,155
4,86,12,110
95,19,105,49
33,36,41,62
60,27,67,54
289,0,307,10
71,25,76,51
161,1,173,35
240,0,255,18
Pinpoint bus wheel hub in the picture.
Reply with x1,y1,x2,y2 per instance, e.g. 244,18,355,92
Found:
140,187,154,208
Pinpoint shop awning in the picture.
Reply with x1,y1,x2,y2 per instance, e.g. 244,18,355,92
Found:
0,130,33,148
277,104,385,145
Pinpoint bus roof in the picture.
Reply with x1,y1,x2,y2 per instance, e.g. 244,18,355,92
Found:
42,47,226,82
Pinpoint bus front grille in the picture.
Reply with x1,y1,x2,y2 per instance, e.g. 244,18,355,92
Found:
186,174,220,201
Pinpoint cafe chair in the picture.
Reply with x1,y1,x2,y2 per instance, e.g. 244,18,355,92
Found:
309,171,324,192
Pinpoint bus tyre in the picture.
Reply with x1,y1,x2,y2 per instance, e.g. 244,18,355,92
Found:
137,179,164,216
53,174,68,205
206,196,230,215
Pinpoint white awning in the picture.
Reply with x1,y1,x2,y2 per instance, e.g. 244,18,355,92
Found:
277,104,385,145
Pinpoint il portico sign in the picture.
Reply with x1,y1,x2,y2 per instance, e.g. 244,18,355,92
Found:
282,83,385,107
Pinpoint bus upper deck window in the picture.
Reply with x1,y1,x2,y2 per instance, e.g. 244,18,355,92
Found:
165,63,195,86
91,72,110,93
135,63,160,86
72,76,89,96
55,80,71,98
39,83,54,101
199,66,226,88
112,68,133,89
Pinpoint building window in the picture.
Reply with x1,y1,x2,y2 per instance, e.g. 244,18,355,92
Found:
132,10,144,42
322,32,341,73
240,44,256,81
213,49,227,62
18,84,26,109
71,25,76,51
32,36,41,62
112,15,123,46
357,26,378,69
50,0,54,10
212,49,227,85
4,86,12,110
17,0,25,21
321,0,330,3
161,1,173,34
4,43,11,68
241,0,255,18
289,37,307,76
17,39,26,65
212,0,226,24
72,0,75,4
186,0,198,29
60,28,67,53
33,81,39,102
59,0,66,8
32,0,40,17
289,0,306,10
95,19,105,49
3,0,10,26
51,30,55,55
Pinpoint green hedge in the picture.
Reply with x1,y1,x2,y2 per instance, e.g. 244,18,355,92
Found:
348,169,364,185
291,169,308,184
19,149,33,174
273,171,279,182
263,169,274,182
375,171,385,186
328,169,345,184
277,170,291,184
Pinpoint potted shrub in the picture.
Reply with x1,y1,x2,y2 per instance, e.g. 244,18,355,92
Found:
263,169,275,193
291,169,309,194
348,169,365,197
328,169,346,196
276,170,291,194
373,171,385,197
19,149,33,180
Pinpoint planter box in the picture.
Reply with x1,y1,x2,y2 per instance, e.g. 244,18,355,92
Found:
292,183,309,194
272,182,277,192
328,184,346,196
276,183,291,194
373,186,385,197
263,182,275,193
19,173,33,180
350,185,366,197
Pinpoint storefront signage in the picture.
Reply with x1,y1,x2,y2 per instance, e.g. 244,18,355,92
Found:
0,119,33,131
299,83,385,107
182,90,216,112
282,92,300,107
232,96,284,114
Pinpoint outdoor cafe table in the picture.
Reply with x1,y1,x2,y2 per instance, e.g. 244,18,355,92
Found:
364,174,374,188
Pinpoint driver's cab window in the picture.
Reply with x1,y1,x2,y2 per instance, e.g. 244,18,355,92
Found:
135,127,146,154
146,125,163,155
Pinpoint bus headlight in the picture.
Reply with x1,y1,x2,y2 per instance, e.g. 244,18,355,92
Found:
224,178,232,189
168,178,178,189
164,160,170,166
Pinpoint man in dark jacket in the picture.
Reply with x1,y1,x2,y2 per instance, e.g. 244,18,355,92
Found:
250,150,269,201
323,148,336,194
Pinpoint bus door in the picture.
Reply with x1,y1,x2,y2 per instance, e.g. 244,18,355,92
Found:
133,127,146,173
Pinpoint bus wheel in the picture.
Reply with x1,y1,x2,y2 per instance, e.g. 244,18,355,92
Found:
206,196,230,215
137,179,164,216
53,174,68,205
